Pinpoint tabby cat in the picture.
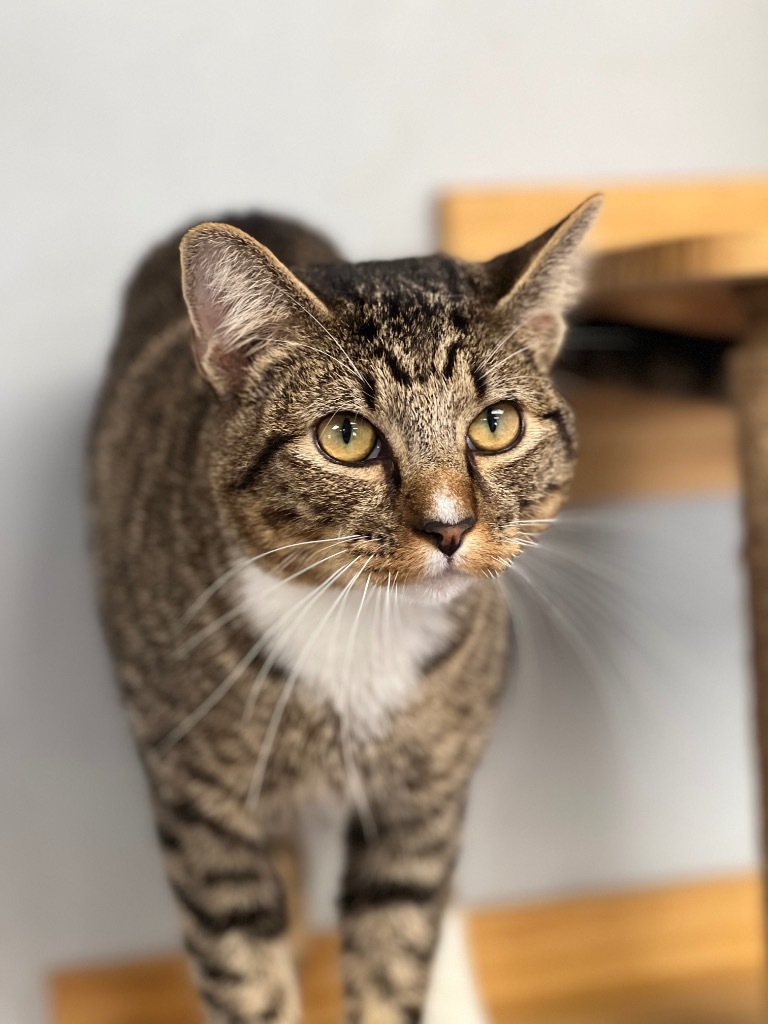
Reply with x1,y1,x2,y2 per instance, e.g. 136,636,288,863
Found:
88,195,600,1024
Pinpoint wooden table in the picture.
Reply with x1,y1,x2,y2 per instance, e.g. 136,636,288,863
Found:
440,182,768,903
587,232,768,880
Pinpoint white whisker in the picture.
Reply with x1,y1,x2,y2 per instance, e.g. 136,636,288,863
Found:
178,534,363,626
247,556,374,812
339,567,379,840
241,557,362,723
176,545,349,656
483,342,531,377
160,557,359,754
281,339,368,383
507,563,622,740
284,294,368,385
500,517,557,530
476,322,526,372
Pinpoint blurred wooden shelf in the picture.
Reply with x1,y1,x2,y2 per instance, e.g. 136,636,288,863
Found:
439,179,768,259
51,874,766,1024
567,383,738,503
439,180,760,504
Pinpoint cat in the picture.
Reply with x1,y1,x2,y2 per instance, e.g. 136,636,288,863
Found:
88,195,600,1024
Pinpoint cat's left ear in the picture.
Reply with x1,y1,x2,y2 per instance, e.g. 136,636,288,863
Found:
483,195,602,371
180,222,331,397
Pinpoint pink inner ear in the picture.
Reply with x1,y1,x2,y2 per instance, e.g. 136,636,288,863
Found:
193,275,234,350
204,341,250,386
188,281,250,393
526,310,561,339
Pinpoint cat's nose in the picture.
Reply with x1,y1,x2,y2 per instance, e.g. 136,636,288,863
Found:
419,516,476,557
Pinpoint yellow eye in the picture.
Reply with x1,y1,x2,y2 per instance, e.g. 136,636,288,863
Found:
316,412,380,464
467,401,523,453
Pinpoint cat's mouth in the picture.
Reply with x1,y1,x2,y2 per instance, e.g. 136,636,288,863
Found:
402,547,498,604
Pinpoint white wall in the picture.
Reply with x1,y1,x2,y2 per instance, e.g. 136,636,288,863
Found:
3,2,767,1021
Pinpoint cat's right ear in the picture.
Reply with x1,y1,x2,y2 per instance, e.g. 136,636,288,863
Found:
180,223,330,397
482,195,602,371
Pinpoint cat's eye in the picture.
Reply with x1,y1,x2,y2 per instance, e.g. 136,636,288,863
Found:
467,401,523,453
316,412,381,464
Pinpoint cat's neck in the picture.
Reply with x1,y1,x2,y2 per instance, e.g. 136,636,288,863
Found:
235,559,466,739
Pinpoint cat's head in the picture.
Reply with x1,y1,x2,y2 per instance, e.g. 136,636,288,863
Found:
180,198,600,603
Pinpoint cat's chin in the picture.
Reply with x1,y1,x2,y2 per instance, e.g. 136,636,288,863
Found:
399,568,477,606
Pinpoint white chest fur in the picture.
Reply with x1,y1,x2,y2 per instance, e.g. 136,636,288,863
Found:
236,561,457,738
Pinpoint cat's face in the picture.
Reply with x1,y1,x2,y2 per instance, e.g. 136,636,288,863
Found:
182,200,599,603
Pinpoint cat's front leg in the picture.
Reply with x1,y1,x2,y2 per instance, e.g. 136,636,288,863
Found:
339,788,468,1024
154,792,301,1024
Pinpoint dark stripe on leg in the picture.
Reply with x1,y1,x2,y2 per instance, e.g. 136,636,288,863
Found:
185,937,244,985
340,880,436,914
173,885,287,938
170,801,259,849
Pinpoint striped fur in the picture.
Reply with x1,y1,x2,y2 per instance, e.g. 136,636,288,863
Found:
88,200,599,1023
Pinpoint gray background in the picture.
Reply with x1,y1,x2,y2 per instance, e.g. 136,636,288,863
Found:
2,2,765,1021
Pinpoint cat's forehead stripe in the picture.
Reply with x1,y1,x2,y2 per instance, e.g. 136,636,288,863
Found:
442,340,462,380
470,364,489,402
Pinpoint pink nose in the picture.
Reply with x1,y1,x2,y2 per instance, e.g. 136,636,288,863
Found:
419,516,476,557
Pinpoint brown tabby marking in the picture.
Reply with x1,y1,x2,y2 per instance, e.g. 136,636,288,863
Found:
89,201,600,1023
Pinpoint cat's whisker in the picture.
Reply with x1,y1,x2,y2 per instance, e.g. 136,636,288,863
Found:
342,559,375,696
476,322,526,372
522,557,666,729
178,534,363,626
245,554,365,726
529,538,633,590
483,342,532,377
160,559,360,754
523,538,690,691
340,573,380,841
494,574,547,726
536,532,643,573
392,572,405,635
509,541,690,744
282,340,369,385
506,563,623,740
526,530,647,598
340,721,376,840
284,294,368,385
175,603,245,657
242,557,363,723
247,556,375,813
325,555,375,724
274,550,302,573
383,570,396,654
509,563,603,677
393,572,407,638
176,546,351,656
500,517,557,529
558,509,639,529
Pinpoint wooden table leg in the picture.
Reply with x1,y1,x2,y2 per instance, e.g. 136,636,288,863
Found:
729,289,768,929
